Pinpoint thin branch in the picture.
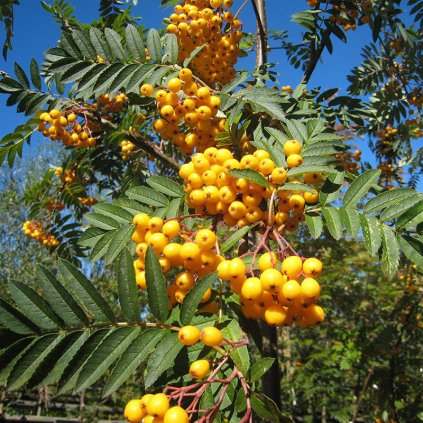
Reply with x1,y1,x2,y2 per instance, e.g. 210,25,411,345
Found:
251,0,268,67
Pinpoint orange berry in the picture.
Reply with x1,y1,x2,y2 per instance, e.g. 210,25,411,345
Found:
283,140,302,156
302,257,323,277
189,359,210,379
281,256,303,279
168,78,182,93
146,393,169,418
264,305,287,326
124,399,145,423
178,325,201,346
200,326,223,346
260,268,285,293
164,406,189,423
241,277,263,300
282,280,302,301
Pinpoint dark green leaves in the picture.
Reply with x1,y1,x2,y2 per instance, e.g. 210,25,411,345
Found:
147,29,162,62
180,272,217,325
0,299,39,335
146,176,185,197
248,357,275,383
126,186,169,208
145,247,169,322
343,169,381,208
125,24,146,62
221,224,257,253
322,207,343,240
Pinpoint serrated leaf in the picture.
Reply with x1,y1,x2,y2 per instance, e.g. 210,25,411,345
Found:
380,195,423,222
221,224,257,253
30,59,41,90
183,44,206,68
163,33,178,64
229,169,270,189
0,338,33,385
85,213,120,230
145,247,169,322
36,266,88,327
363,188,416,214
222,320,249,376
319,171,344,206
287,164,338,177
0,298,39,335
125,24,146,62
396,199,423,228
126,186,169,207
180,272,217,325
75,327,140,392
343,169,381,208
105,224,134,265
359,215,382,257
72,30,96,59
147,176,184,197
165,197,183,219
251,393,291,422
116,248,140,322
322,207,343,240
144,331,183,388
397,235,423,269
58,259,115,322
102,329,165,397
381,226,400,279
278,182,315,193
78,227,106,248
146,29,162,62
93,203,134,223
248,357,275,383
105,28,127,61
9,280,62,330
14,62,30,88
90,230,115,262
339,207,360,238
8,334,64,390
305,213,323,239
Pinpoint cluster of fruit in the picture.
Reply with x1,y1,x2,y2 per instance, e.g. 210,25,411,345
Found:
96,92,127,118
131,213,221,307
55,167,78,184
336,148,361,173
179,144,320,232
140,72,225,155
120,140,136,160
218,254,325,327
307,0,373,28
45,200,65,212
407,88,423,108
166,0,242,85
22,220,59,248
37,109,96,148
124,394,189,423
78,196,98,206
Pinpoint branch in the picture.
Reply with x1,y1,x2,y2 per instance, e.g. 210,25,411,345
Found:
251,0,268,67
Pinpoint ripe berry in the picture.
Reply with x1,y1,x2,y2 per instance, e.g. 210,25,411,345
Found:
260,268,285,293
282,280,302,301
271,167,287,185
200,326,223,346
124,399,145,423
133,213,150,230
286,154,304,168
283,140,302,156
148,217,164,232
241,277,263,300
302,257,323,277
189,359,210,379
163,406,189,423
264,305,287,326
229,258,246,278
148,233,168,254
167,78,182,93
162,220,181,239
146,393,170,418
140,84,154,96
303,304,325,325
281,256,303,279
178,325,201,346
180,242,201,261
301,277,321,300
195,228,216,249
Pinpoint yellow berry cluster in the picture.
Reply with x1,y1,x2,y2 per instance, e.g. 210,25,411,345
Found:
55,167,78,184
120,140,136,160
407,87,423,108
45,200,65,212
37,109,96,148
307,0,373,28
124,393,189,423
218,254,325,327
336,148,361,173
78,196,98,206
22,220,60,248
96,92,127,117
166,0,242,85
140,72,225,155
131,213,222,307
179,143,320,233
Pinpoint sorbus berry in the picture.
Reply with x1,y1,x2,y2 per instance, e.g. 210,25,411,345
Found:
282,280,302,301
260,268,285,293
189,359,210,379
264,305,287,326
283,140,302,156
148,232,168,255
175,271,195,290
163,406,189,423
281,256,303,279
146,393,169,417
140,84,153,96
124,399,145,423
301,277,321,300
241,277,263,300
303,304,325,325
195,228,216,249
286,154,304,168
200,326,223,346
302,257,323,277
167,78,182,93
178,325,201,346
162,220,181,239
180,242,201,261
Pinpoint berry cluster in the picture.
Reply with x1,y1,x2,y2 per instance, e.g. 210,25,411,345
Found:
22,220,59,248
45,200,65,212
78,196,98,206
218,253,325,327
96,92,127,118
336,148,361,173
140,73,224,155
179,143,319,233
166,0,242,85
55,167,78,184
131,213,221,307
120,140,136,160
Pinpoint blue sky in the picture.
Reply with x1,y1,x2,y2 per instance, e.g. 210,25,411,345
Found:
0,0,417,181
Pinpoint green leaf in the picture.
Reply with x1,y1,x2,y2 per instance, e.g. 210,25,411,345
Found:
165,197,183,219
8,280,62,330
339,207,360,238
39,331,90,387
145,247,169,322
319,171,344,206
251,393,290,423
146,29,162,62
14,62,30,88
322,207,343,240
0,298,39,335
30,59,41,90
126,186,169,207
0,338,33,385
287,164,338,177
180,272,217,325
93,203,134,223
104,28,127,61
397,235,423,269
363,188,416,214
380,195,423,222
78,227,106,248
381,226,400,279
229,169,270,189
396,199,423,228
8,334,64,390
305,213,323,239
144,331,183,388
147,176,184,197
90,230,115,262
116,248,140,322
343,169,381,208
125,24,146,62
359,215,382,257
183,43,206,67
36,266,89,327
58,259,116,322
85,213,120,230
102,329,165,397
105,224,134,265
248,357,275,383
278,182,315,193
72,30,96,59
221,224,257,253
163,34,178,64
75,327,140,392
222,319,249,376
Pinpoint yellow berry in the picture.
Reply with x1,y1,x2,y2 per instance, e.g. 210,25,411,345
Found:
258,252,278,271
241,277,263,300
281,256,303,279
200,326,223,346
162,220,181,239
195,228,216,249
301,277,321,300
189,359,210,379
282,280,302,301
260,268,285,293
164,406,189,423
146,393,169,418
178,325,201,346
283,140,302,156
124,399,145,423
264,305,287,326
